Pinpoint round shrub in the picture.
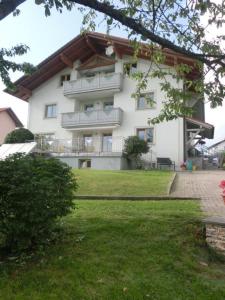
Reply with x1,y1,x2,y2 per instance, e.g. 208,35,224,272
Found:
0,153,77,252
123,136,149,160
4,128,34,144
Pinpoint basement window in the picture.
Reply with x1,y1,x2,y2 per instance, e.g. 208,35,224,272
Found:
79,159,91,169
60,74,70,86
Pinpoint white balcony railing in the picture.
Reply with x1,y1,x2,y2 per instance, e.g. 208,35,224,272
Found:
35,137,124,154
63,73,123,97
61,108,123,128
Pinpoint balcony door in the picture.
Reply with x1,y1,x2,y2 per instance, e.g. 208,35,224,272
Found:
102,134,112,152
83,135,93,152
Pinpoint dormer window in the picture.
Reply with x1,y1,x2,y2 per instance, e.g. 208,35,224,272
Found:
60,74,70,86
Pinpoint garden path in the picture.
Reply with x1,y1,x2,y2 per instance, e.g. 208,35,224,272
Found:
171,170,225,217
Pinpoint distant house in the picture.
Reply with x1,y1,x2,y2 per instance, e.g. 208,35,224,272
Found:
208,139,225,155
0,107,23,144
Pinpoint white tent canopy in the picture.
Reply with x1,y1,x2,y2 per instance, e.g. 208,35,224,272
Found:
0,142,37,160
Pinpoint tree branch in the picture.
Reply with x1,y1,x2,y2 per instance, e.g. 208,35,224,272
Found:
68,0,225,67
1,0,225,69
0,0,26,20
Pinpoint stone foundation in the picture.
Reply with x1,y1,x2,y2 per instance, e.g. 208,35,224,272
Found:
203,216,225,254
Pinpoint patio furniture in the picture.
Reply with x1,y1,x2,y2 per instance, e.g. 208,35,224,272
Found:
157,157,175,170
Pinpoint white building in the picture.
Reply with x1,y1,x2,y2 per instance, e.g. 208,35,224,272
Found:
208,139,225,155
5,32,214,169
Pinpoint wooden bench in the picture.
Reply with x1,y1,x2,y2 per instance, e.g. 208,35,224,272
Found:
157,157,175,170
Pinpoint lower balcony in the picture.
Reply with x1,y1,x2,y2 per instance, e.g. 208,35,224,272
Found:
61,108,123,129
35,137,124,155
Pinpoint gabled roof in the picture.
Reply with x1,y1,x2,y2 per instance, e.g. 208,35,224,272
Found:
0,107,23,127
208,138,225,149
77,54,116,70
4,32,201,102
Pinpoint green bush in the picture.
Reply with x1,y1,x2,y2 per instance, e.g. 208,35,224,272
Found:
123,136,149,160
0,154,77,252
4,128,34,144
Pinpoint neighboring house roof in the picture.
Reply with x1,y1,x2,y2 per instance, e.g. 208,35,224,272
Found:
208,138,225,149
0,107,23,127
4,32,201,102
0,142,36,160
185,116,214,139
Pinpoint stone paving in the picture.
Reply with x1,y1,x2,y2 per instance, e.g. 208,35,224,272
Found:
170,170,225,217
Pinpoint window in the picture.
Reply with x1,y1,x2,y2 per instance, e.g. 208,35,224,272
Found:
137,128,154,143
84,104,94,112
104,102,114,110
123,62,137,75
137,92,155,110
83,135,93,152
60,74,70,86
102,134,112,152
45,104,57,118
79,159,91,168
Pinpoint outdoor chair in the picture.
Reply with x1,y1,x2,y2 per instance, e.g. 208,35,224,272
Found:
157,157,175,170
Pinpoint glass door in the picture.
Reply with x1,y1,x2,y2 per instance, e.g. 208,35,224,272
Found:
102,134,112,152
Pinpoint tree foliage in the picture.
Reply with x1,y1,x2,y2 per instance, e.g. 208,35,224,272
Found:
0,45,36,90
123,136,149,160
0,153,77,252
1,0,225,122
4,128,34,143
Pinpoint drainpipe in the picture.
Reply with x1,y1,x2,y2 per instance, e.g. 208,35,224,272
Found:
183,117,187,162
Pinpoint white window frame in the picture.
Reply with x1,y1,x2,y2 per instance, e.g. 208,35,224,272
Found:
45,104,57,118
136,127,154,144
136,92,156,110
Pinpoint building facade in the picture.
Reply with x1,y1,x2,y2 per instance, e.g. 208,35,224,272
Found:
0,107,23,145
208,139,225,155
5,32,214,169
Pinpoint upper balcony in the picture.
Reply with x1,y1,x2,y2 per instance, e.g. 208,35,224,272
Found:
63,73,123,98
61,108,123,129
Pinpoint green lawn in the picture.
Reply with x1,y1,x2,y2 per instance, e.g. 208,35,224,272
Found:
1,200,225,300
74,169,173,196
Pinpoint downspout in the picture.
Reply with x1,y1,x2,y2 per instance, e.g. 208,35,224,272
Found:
183,117,187,162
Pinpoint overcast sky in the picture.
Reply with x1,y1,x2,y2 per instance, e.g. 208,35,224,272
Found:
0,0,224,145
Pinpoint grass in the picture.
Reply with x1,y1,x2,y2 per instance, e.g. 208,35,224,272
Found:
74,169,173,196
0,200,225,300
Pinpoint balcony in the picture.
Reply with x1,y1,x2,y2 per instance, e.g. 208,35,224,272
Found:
61,108,123,129
63,73,123,98
35,137,124,155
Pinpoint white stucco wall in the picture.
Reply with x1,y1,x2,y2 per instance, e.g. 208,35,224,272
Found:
28,55,184,166
113,57,184,165
28,67,75,140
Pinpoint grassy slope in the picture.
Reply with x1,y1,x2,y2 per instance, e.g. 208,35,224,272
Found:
74,169,173,196
1,200,225,300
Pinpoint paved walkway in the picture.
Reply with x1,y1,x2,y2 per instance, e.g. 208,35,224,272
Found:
170,170,225,217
